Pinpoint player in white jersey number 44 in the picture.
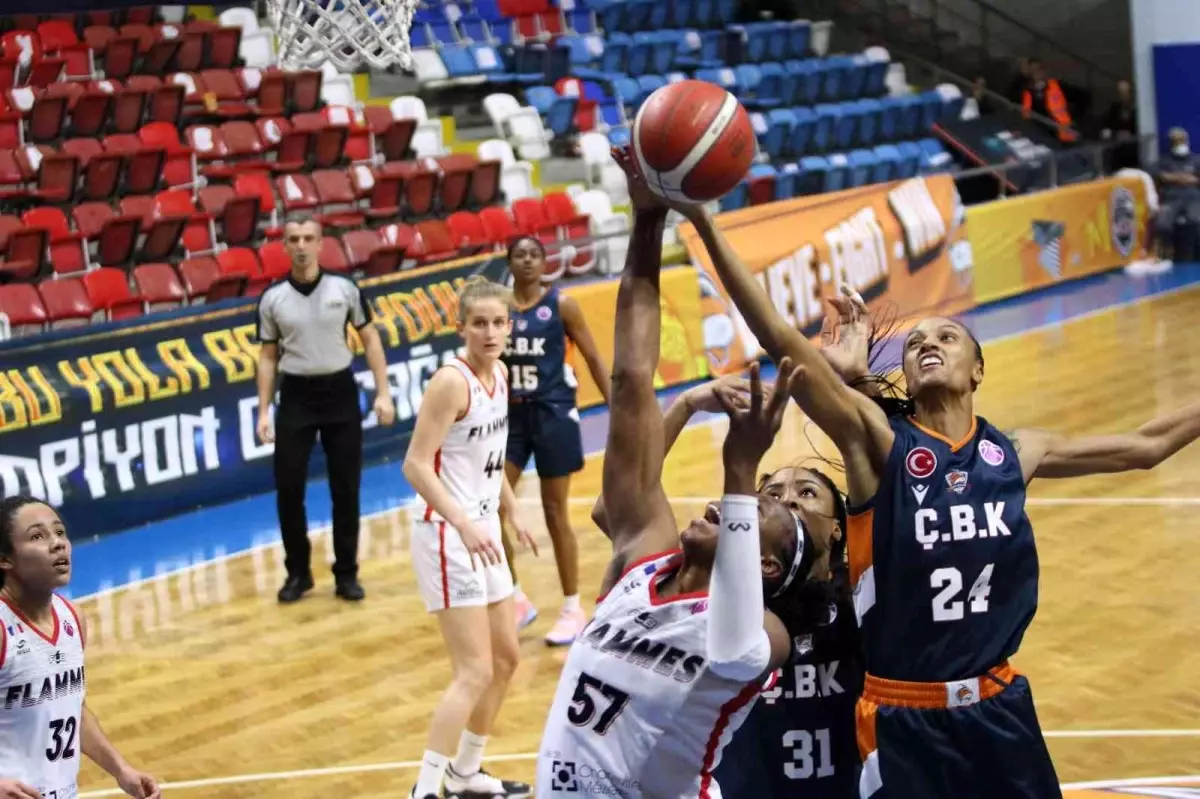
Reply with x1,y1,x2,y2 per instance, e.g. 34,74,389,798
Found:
0,496,160,799
535,149,844,799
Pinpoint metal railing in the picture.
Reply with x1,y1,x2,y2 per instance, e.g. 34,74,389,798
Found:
814,0,1127,105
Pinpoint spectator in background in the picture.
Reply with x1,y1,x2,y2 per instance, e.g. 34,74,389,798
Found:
961,75,996,120
1102,79,1140,169
1007,57,1032,103
1023,59,1079,143
1154,127,1200,258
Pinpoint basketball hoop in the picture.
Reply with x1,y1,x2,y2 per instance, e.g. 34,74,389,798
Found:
265,0,418,73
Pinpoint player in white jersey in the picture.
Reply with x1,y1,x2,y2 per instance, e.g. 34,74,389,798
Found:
403,276,539,799
536,150,843,799
0,496,159,799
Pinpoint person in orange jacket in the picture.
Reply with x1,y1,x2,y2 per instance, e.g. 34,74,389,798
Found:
1022,59,1078,143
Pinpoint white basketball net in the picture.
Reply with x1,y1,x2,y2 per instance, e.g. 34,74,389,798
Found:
266,0,417,72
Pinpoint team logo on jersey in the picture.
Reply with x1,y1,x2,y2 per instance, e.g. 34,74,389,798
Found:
48,650,65,666
912,484,929,505
536,305,553,322
945,470,970,494
794,634,814,656
13,639,28,656
632,611,658,629
954,684,974,704
905,447,938,479
978,439,1005,466
515,318,528,331
691,600,709,615
64,621,74,637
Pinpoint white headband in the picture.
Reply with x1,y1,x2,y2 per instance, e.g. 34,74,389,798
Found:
772,512,806,598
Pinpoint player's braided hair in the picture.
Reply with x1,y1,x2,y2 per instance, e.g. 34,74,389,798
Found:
0,495,44,590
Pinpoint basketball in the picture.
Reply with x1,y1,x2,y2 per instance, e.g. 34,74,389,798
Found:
631,80,757,204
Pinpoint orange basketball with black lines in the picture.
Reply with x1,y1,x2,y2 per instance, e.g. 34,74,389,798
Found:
631,80,757,203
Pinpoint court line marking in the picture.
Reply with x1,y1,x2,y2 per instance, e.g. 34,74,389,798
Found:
71,278,1200,604
74,740,1200,797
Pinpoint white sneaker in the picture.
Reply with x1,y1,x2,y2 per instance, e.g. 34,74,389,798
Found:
445,765,532,798
544,606,587,647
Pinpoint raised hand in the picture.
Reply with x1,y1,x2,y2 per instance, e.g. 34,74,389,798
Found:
820,285,872,382
717,358,801,472
610,145,667,214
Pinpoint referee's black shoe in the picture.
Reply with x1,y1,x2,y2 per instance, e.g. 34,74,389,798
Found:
335,577,366,601
277,574,314,603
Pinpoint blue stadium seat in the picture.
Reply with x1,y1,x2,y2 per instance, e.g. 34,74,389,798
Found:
918,89,943,132
896,141,922,178
737,65,782,109
823,55,853,102
609,127,632,147
410,24,435,49
646,0,670,31
732,24,769,64
759,62,794,106
939,86,966,121
695,67,738,94
458,14,495,45
879,95,903,141
786,59,821,106
844,53,869,99
602,33,632,75
847,149,878,187
612,76,642,116
813,103,840,152
918,138,952,173
719,179,749,212
864,50,890,96
897,94,922,139
787,20,811,57
441,45,482,78
872,144,900,183
470,45,512,80
627,33,654,75
565,35,604,78
788,106,816,156
856,98,883,146
692,0,715,28
825,152,849,192
636,74,667,101
648,31,679,75
567,8,599,34
760,108,795,159
593,0,625,33
775,162,800,199
714,0,736,25
525,85,559,115
429,19,459,46
833,101,861,150
798,155,829,195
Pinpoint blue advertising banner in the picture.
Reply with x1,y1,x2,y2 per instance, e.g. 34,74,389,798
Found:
0,255,508,539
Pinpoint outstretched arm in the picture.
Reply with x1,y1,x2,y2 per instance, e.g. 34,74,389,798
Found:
596,149,681,597
1011,400,1200,481
592,375,755,537
681,207,893,505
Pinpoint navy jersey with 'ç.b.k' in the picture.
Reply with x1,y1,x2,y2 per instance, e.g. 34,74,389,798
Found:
715,600,863,799
849,415,1039,683
504,285,577,407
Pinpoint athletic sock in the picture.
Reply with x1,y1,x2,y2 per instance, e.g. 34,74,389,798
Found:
452,730,488,777
415,750,450,797
563,594,581,613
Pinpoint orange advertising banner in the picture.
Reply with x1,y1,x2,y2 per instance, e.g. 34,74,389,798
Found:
564,264,711,409
965,175,1150,306
677,175,975,375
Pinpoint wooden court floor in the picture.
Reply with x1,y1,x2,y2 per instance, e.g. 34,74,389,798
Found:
75,287,1200,797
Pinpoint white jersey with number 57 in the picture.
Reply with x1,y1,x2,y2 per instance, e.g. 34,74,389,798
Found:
537,551,765,799
422,358,509,523
0,595,86,799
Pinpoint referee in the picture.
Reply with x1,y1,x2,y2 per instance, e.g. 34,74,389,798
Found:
255,217,396,604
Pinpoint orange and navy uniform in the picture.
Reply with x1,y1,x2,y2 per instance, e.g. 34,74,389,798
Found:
847,415,1061,799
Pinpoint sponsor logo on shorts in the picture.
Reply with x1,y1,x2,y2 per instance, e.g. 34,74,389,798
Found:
549,759,643,795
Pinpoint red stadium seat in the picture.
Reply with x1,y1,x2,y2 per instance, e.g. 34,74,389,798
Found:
349,165,402,222
542,192,596,274
258,240,291,280
216,247,262,279
447,211,491,252
341,229,404,277
478,206,518,245
233,171,280,234
155,189,216,255
312,168,364,228
411,219,458,264
0,283,47,334
83,267,144,320
38,277,95,328
470,159,502,207
132,263,186,311
138,122,196,190
319,235,351,274
178,256,220,300
274,173,320,215
119,194,186,262
72,202,140,266
22,207,88,276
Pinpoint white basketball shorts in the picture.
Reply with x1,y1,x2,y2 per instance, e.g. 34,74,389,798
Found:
411,514,514,612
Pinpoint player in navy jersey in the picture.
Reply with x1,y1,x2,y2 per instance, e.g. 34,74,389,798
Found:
599,372,864,799
500,236,612,646
673,199,1200,799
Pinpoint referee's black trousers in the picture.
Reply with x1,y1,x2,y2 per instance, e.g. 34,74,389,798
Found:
274,370,363,581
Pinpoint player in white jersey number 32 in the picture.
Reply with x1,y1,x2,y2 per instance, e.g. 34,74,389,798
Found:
537,149,843,799
0,496,160,799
